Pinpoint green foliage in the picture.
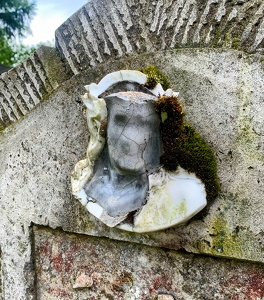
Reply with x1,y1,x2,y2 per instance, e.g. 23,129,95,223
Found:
0,0,37,66
155,95,220,202
142,65,170,90
0,0,36,39
0,39,36,66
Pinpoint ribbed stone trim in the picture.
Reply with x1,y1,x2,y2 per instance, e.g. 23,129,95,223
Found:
55,0,264,74
0,46,70,131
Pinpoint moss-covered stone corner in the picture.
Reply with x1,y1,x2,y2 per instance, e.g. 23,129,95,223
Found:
142,65,170,91
155,95,220,202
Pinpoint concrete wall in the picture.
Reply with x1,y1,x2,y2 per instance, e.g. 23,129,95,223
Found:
0,0,263,299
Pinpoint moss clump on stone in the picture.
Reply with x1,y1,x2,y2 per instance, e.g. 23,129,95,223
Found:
155,95,220,202
142,65,170,90
155,95,183,171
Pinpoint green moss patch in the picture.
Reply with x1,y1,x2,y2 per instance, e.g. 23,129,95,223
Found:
142,65,170,90
209,217,243,257
155,95,220,202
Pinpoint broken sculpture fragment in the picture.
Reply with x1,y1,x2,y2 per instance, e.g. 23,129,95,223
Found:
71,70,207,233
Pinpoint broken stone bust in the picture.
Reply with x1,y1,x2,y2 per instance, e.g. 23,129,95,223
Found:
71,70,207,233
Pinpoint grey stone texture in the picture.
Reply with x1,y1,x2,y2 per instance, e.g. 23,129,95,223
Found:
0,46,70,130
55,0,264,74
0,249,2,299
0,0,264,299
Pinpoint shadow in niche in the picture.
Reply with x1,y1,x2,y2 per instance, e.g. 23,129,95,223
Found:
99,80,154,98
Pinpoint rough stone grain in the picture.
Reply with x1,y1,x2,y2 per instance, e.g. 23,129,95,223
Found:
0,249,2,299
0,46,71,131
0,73,88,298
55,0,264,74
34,226,264,300
158,295,175,300
50,49,264,264
1,47,263,298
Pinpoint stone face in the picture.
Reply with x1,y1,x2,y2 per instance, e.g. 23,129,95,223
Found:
85,94,158,217
34,226,264,300
73,72,207,232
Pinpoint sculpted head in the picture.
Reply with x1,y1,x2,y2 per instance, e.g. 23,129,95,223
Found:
106,91,161,176
82,89,162,219
72,70,208,232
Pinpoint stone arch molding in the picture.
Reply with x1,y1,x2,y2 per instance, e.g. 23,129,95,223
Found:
55,0,264,74
0,0,263,131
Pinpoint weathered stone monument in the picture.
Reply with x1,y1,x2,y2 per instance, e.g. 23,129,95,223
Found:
0,0,264,299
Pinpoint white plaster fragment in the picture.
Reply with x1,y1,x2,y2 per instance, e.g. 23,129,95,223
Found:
118,167,207,233
84,70,147,98
86,202,104,219
151,83,165,96
165,88,179,97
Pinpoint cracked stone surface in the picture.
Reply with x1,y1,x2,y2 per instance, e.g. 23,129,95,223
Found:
85,92,160,218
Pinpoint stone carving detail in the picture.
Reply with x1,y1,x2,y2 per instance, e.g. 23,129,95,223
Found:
71,70,207,232
0,47,69,131
56,0,264,74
